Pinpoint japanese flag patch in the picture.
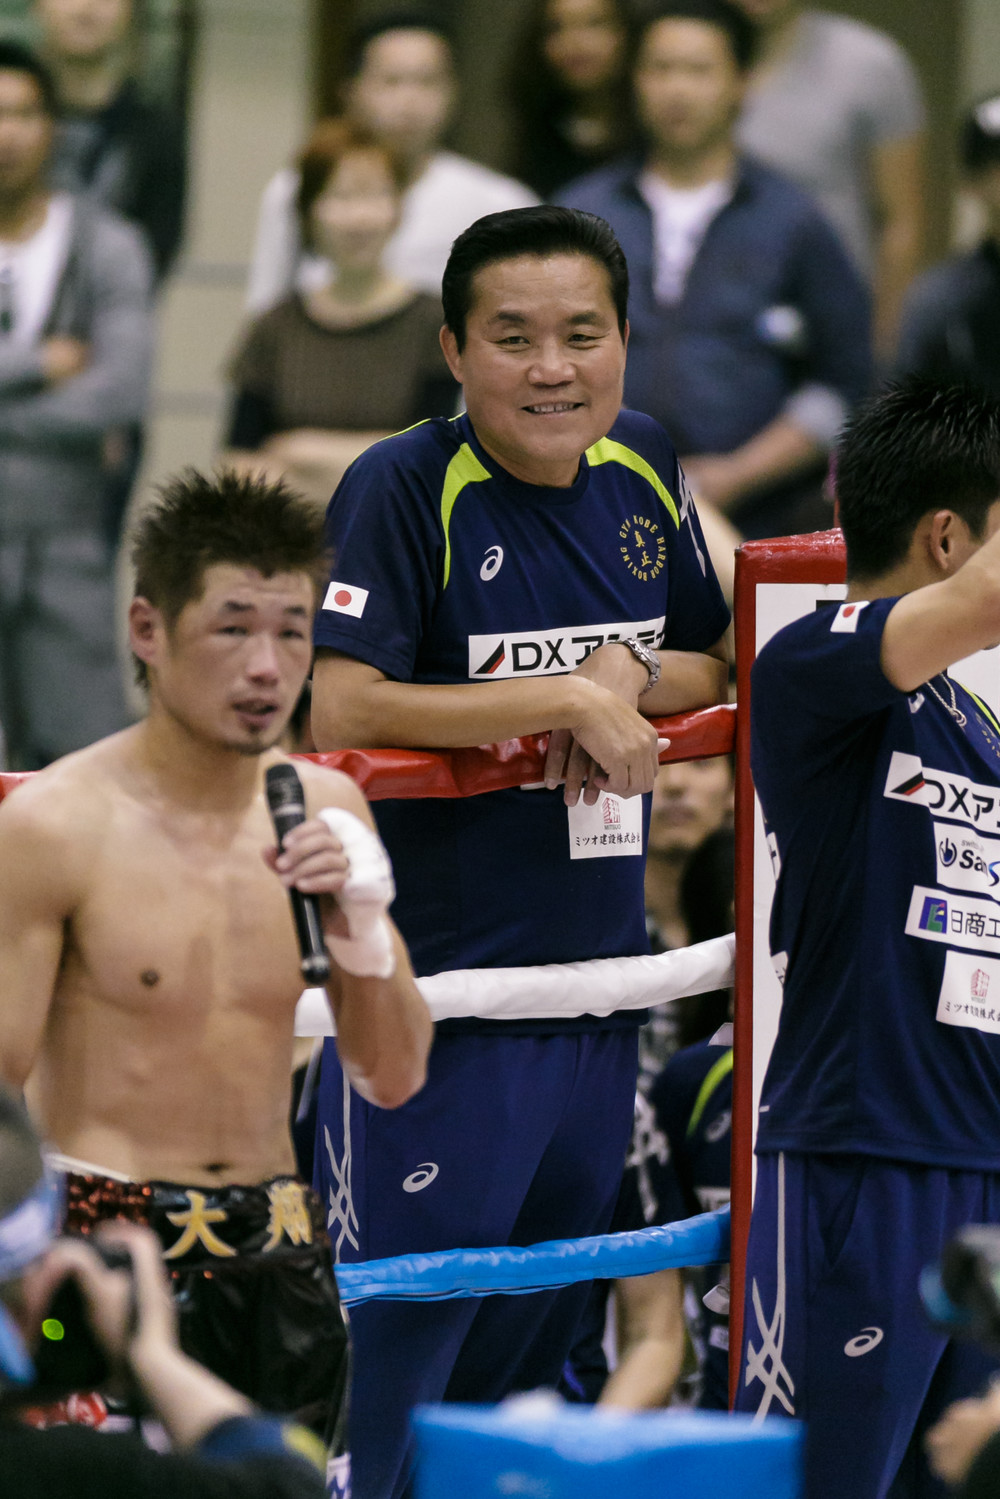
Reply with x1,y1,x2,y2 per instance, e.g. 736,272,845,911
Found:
322,581,369,618
830,601,869,633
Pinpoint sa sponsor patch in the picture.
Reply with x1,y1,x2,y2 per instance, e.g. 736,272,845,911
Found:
829,601,869,633
322,581,369,618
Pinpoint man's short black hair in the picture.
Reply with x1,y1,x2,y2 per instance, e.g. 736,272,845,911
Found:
0,38,57,116
961,93,1000,175
345,8,456,79
631,0,757,72
836,379,1000,581
442,205,629,352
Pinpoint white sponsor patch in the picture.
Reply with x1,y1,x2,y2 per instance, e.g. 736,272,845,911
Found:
937,949,1000,1034
934,823,1000,902
884,752,1000,836
905,885,1000,953
322,581,369,618
468,616,665,679
568,792,643,860
829,601,869,633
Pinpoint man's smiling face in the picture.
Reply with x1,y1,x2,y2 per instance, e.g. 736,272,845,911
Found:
440,252,628,488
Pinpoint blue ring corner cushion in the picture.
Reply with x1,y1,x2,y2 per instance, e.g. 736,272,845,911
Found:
411,1405,803,1499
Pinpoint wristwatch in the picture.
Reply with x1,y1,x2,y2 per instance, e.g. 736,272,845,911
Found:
619,637,661,694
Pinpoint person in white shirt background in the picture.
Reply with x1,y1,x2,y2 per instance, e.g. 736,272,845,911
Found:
245,8,538,315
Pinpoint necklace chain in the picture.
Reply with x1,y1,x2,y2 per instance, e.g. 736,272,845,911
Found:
926,674,967,729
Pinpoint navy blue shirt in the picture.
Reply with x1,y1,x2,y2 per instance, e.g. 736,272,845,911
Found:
314,409,730,990
557,156,871,458
753,598,1000,1168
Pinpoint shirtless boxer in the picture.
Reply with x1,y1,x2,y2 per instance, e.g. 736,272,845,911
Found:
0,469,432,1469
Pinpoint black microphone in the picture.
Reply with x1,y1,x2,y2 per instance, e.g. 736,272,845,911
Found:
265,763,331,985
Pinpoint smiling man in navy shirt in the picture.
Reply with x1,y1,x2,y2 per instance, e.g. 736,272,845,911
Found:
309,204,730,1499
738,380,1000,1499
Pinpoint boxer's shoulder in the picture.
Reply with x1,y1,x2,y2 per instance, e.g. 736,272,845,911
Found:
283,755,373,826
0,741,121,905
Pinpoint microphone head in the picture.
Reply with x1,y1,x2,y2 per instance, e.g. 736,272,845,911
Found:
265,762,306,843
266,761,305,812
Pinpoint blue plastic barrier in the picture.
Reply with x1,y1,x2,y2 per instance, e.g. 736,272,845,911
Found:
412,1404,802,1499
335,1206,729,1305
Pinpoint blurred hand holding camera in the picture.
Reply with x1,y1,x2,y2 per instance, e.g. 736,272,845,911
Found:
927,1384,1000,1487
25,1222,255,1451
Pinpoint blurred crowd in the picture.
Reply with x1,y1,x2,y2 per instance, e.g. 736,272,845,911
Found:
0,0,999,773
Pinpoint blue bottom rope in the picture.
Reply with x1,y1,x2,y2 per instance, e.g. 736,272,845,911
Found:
335,1207,730,1306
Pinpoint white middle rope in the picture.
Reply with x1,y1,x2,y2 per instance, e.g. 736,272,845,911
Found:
294,932,735,1035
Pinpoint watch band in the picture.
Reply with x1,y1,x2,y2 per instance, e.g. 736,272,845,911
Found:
620,636,661,694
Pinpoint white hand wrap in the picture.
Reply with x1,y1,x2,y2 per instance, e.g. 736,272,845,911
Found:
317,807,397,979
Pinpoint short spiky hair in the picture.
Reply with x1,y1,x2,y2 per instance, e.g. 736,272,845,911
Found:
836,379,1000,580
130,469,329,679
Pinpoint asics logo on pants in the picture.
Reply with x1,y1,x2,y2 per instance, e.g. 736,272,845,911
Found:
403,1163,439,1193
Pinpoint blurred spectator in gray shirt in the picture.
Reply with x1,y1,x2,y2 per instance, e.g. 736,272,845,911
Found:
0,40,152,768
36,0,187,285
733,0,926,363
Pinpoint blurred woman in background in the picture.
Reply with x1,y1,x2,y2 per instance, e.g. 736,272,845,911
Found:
508,0,632,200
224,117,455,506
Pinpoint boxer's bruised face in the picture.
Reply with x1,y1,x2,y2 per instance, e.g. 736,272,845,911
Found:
134,564,315,754
440,252,627,488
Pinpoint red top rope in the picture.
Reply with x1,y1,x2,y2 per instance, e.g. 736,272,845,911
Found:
0,705,735,805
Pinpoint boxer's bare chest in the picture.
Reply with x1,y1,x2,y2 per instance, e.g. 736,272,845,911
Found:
63,793,303,1021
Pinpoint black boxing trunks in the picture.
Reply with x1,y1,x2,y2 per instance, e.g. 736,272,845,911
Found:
59,1163,349,1456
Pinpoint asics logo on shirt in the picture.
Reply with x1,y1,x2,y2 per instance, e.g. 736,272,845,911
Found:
402,1162,439,1193
480,545,503,581
844,1327,884,1357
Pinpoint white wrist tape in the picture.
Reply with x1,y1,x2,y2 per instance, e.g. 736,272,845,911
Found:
317,807,396,979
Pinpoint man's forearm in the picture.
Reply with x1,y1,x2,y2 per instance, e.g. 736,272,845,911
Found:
641,647,728,717
873,216,924,366
312,657,606,751
720,418,824,511
327,927,432,1110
